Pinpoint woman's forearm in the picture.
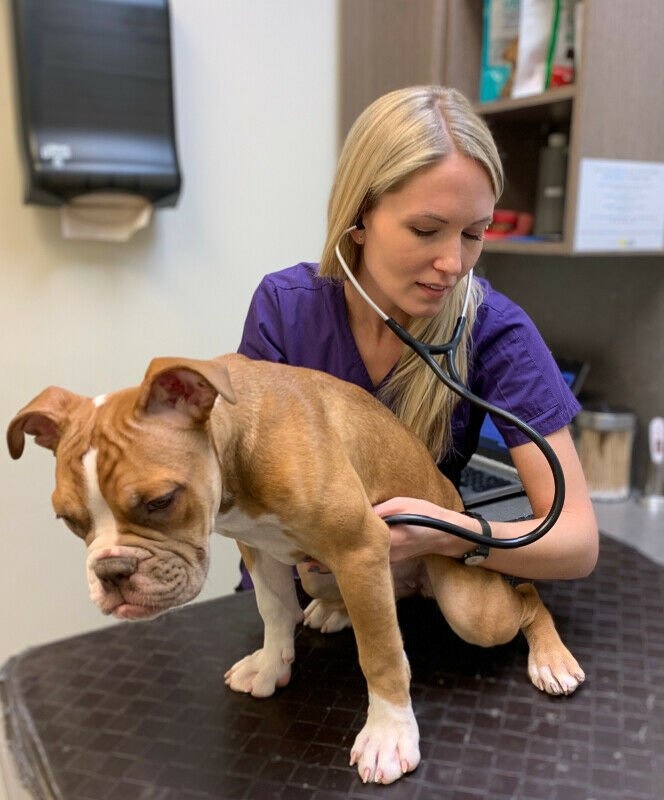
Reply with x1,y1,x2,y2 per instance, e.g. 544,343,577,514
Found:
461,509,599,580
374,496,599,582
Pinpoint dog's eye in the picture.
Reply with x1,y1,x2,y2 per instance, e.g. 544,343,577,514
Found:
56,514,84,536
146,491,177,513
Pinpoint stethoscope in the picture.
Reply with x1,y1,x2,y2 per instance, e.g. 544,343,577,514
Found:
335,224,565,550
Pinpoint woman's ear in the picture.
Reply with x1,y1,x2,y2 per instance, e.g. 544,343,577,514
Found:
350,217,365,244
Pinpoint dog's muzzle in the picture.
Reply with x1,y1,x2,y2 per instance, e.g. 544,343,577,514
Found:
92,556,138,583
87,544,208,621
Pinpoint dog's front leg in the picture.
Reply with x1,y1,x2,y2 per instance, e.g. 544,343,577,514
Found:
330,521,420,784
224,546,303,697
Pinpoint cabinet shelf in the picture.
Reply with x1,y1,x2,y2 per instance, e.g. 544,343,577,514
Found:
340,0,664,256
483,238,663,257
474,85,576,123
483,238,569,256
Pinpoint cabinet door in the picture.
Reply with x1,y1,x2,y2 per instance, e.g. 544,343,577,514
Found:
563,0,664,254
339,0,446,142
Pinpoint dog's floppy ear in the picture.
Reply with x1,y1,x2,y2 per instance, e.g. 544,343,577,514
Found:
7,387,87,459
137,357,237,424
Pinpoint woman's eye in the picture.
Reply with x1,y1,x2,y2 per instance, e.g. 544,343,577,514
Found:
463,231,484,242
410,227,437,238
146,491,176,513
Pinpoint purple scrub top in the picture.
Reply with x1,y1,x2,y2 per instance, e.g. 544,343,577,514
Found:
237,262,580,488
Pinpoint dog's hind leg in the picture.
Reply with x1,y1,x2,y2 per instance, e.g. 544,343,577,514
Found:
516,582,585,695
425,556,584,695
225,545,304,697
425,555,526,646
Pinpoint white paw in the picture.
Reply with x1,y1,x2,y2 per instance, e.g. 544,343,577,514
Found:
303,598,352,633
224,647,294,697
528,648,585,696
350,694,420,784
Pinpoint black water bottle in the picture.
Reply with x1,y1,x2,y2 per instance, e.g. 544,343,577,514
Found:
533,133,568,238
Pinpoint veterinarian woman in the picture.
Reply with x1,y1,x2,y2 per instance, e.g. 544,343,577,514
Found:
237,85,598,582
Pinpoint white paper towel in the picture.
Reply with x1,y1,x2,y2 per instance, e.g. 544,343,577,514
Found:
60,192,153,242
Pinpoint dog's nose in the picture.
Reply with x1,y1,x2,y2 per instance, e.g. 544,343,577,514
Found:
93,556,138,583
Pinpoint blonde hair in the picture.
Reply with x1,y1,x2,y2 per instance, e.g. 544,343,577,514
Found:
319,86,504,462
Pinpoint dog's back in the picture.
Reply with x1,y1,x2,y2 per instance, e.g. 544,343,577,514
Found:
219,354,463,517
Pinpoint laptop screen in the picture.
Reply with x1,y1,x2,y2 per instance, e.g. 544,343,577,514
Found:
476,357,588,465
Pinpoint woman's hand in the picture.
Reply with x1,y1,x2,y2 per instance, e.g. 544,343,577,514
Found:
373,497,474,562
301,497,474,573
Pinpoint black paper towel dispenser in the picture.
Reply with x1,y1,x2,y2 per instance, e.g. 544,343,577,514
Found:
10,0,181,208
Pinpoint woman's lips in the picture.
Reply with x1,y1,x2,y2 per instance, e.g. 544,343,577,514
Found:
416,282,451,298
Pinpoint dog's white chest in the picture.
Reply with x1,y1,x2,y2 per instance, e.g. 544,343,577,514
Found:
214,506,301,565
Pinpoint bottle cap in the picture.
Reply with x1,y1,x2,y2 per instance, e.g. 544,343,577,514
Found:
548,132,567,148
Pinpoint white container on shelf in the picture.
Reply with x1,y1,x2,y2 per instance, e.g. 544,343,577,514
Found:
641,416,664,511
576,406,636,501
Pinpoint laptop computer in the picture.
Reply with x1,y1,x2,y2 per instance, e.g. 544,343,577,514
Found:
460,357,589,509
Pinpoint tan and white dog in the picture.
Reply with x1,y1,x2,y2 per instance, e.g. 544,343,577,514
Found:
7,354,584,785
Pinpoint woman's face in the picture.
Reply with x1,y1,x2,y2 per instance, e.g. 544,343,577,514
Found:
354,151,495,325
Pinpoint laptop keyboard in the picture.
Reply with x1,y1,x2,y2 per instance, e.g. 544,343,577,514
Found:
460,465,514,493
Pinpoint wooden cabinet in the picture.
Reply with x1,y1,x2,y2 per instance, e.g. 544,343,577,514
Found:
339,0,664,256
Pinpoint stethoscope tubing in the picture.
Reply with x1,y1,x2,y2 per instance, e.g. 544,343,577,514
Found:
380,314,565,549
335,225,565,549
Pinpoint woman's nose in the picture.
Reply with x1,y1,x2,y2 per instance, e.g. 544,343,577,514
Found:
432,238,463,275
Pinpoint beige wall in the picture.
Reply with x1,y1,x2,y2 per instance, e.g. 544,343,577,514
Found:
0,0,337,660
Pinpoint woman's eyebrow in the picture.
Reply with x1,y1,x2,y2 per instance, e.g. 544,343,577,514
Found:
418,212,493,226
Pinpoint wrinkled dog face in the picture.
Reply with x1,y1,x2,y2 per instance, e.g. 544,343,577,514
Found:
51,396,222,621
8,359,235,622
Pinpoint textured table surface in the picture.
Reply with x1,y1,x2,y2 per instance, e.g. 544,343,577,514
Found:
2,534,663,800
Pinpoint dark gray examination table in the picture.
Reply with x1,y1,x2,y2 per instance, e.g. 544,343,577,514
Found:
2,534,663,800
